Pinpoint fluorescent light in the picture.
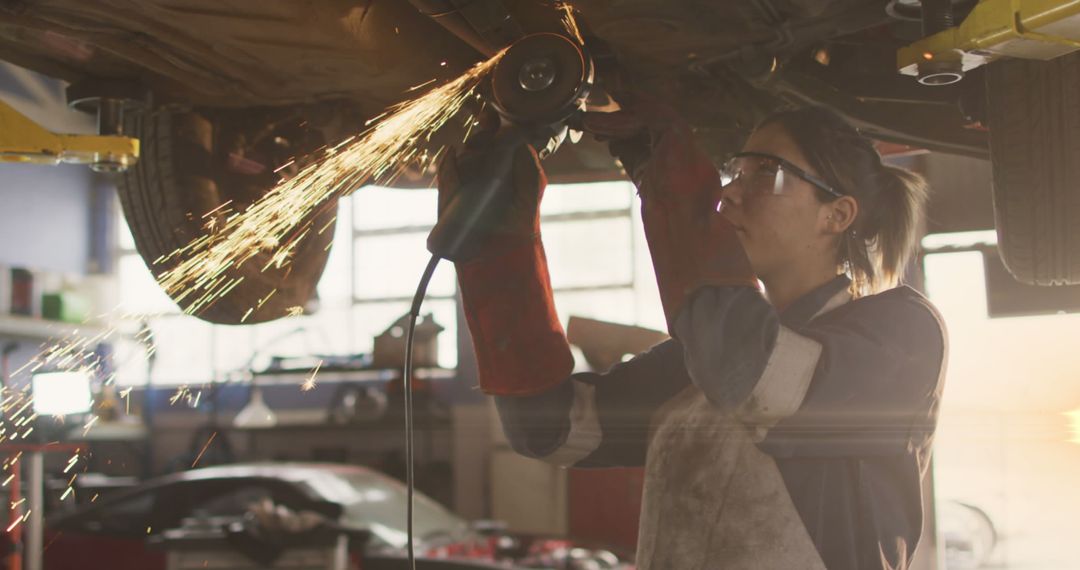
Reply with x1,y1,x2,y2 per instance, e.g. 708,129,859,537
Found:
32,371,93,416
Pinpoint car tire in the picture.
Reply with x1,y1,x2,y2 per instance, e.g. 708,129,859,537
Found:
116,107,337,324
986,51,1080,285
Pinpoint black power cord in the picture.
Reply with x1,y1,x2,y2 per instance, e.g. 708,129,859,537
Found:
403,253,442,569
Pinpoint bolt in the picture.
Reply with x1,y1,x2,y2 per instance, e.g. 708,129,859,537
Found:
519,57,557,92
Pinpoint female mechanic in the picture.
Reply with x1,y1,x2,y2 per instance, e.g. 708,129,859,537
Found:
430,102,948,570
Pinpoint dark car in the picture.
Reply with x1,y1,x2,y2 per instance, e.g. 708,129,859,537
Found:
2,1,1078,320
44,463,632,570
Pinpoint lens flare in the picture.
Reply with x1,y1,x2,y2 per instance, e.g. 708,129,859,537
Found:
1066,409,1080,444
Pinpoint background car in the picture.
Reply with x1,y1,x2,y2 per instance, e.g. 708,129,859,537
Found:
42,463,632,570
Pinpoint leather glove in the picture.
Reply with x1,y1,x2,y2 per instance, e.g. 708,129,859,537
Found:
582,101,757,332
430,132,574,396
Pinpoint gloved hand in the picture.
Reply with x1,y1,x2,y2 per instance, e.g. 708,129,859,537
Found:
427,128,540,262
582,100,757,331
429,131,574,396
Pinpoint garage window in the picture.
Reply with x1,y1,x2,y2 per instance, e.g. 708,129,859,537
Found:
112,180,662,386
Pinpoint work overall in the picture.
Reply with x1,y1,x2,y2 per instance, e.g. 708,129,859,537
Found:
495,275,948,570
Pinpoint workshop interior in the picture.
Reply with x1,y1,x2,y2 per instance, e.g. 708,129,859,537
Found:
1,0,1079,568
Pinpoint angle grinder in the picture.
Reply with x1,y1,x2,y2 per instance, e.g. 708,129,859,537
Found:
427,32,594,262
489,32,594,157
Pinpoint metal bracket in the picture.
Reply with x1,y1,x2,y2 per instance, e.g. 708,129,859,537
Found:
0,98,139,172
1008,0,1080,49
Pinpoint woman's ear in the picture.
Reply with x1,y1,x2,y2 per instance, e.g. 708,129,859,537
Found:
823,196,858,235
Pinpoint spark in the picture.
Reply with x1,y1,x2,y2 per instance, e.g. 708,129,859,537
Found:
82,415,100,436
559,2,585,45
408,78,437,92
152,50,506,318
169,385,190,406
63,452,80,474
273,159,296,174
6,519,18,533
120,386,133,414
301,360,323,392
285,306,305,317
1,475,13,488
5,452,22,469
191,432,217,468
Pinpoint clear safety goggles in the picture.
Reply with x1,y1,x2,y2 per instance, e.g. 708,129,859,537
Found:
719,151,844,200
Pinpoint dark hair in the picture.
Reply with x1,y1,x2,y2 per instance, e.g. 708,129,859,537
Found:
757,107,929,296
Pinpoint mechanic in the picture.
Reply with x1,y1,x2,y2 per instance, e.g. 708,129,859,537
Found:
431,100,947,570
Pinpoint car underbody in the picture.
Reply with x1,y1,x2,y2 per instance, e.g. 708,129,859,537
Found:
0,0,987,163
4,0,1077,312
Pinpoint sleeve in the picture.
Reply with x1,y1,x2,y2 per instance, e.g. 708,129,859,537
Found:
494,338,691,468
674,285,825,432
759,293,947,458
673,286,947,457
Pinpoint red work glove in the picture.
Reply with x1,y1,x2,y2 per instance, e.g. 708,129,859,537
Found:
583,101,757,331
432,135,574,396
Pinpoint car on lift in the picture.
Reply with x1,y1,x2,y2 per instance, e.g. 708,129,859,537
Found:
43,463,632,570
0,0,1078,324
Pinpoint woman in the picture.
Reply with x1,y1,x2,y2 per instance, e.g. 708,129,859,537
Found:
433,103,947,570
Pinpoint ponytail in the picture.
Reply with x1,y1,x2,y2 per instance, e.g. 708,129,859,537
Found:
842,165,928,295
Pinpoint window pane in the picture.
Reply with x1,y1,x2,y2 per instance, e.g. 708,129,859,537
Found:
353,233,455,299
112,336,150,386
206,324,254,380
540,181,634,216
544,218,634,289
116,206,136,251
316,196,353,306
924,251,987,320
353,186,438,230
554,289,639,327
117,255,179,315
145,316,214,384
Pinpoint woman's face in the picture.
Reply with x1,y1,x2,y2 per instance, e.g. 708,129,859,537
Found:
718,122,841,280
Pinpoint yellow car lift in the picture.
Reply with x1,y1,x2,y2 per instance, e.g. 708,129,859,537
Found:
0,98,138,172
899,0,1080,84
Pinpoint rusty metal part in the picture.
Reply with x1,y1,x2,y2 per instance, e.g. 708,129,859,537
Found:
0,0,479,108
406,0,523,56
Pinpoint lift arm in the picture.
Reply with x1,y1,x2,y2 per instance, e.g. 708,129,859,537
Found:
0,98,138,172
899,0,1080,84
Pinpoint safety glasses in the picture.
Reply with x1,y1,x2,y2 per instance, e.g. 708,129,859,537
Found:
719,151,844,200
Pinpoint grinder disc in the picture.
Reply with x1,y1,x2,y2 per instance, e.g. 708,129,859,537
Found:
491,33,592,126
